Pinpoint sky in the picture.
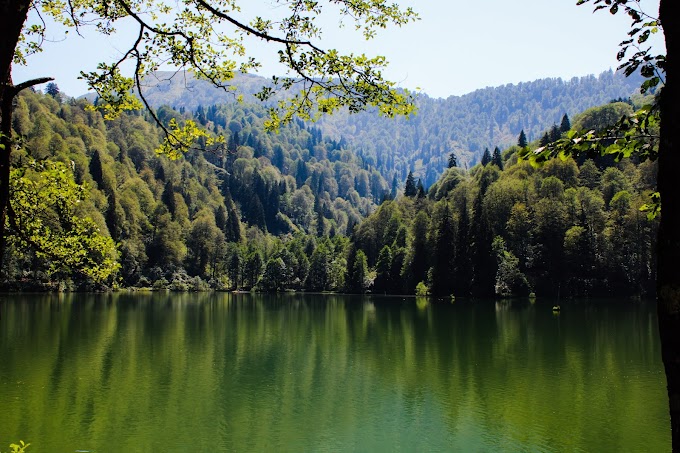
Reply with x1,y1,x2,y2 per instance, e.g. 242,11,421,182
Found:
13,0,664,100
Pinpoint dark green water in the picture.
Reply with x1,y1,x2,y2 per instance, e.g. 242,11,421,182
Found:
0,293,670,452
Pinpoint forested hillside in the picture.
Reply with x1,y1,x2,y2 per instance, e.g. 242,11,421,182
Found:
3,85,657,297
139,69,643,187
3,89,387,290
350,149,657,298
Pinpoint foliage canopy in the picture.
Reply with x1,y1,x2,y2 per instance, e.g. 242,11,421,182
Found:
17,0,418,153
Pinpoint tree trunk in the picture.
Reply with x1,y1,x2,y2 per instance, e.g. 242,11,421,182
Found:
656,0,680,450
0,0,32,269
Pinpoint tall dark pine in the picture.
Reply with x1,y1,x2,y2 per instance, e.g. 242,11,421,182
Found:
448,152,458,168
89,149,104,190
105,191,122,242
539,132,551,147
550,124,561,143
316,210,325,237
391,175,399,199
404,171,417,197
295,159,308,187
228,130,239,154
416,179,426,198
518,129,528,148
161,180,177,218
222,191,241,243
481,148,492,166
492,147,503,169
560,113,571,133
215,205,228,232
470,179,496,297
248,195,266,231
431,205,455,297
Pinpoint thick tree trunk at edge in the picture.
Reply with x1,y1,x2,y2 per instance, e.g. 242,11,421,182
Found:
656,0,680,450
0,0,32,270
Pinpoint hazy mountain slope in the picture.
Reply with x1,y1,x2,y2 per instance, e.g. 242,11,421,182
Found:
139,70,642,187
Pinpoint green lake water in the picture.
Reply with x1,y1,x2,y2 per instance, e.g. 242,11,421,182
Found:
0,293,670,452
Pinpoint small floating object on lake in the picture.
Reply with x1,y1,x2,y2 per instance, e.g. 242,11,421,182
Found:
552,305,561,312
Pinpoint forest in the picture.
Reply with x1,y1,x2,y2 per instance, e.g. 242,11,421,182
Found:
142,69,644,188
0,82,657,298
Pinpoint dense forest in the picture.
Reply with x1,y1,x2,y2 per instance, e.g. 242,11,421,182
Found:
141,70,644,187
1,82,657,297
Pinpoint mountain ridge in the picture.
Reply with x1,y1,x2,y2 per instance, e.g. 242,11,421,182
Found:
134,69,643,186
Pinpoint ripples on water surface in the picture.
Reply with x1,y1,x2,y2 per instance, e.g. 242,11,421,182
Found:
0,293,670,451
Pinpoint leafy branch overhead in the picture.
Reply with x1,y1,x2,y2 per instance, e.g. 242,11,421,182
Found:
19,0,418,155
577,0,665,91
521,0,664,217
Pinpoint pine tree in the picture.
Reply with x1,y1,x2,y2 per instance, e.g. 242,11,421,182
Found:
161,180,177,218
155,162,166,182
416,179,426,198
248,195,266,231
273,145,285,170
481,148,492,166
492,147,503,170
470,181,496,297
215,205,228,232
518,129,528,148
224,193,241,243
228,130,240,154
404,171,417,197
431,204,455,297
45,82,61,100
390,175,399,199
295,159,308,187
560,113,571,133
89,149,104,190
550,124,561,142
316,210,325,237
448,152,458,168
539,132,551,147
105,191,123,242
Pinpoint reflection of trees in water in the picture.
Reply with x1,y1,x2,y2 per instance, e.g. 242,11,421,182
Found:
0,295,669,451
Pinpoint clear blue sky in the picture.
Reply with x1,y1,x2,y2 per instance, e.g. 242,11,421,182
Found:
13,0,664,99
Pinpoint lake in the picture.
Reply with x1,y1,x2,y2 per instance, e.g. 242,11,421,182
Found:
0,293,670,451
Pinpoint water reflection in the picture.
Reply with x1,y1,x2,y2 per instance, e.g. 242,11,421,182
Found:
0,294,670,451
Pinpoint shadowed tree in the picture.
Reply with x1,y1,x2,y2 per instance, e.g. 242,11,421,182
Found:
481,148,492,166
560,113,571,133
404,171,417,197
431,204,455,297
492,147,503,169
518,129,528,148
448,152,458,168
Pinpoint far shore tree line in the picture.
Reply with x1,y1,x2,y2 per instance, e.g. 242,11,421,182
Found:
1,89,657,300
